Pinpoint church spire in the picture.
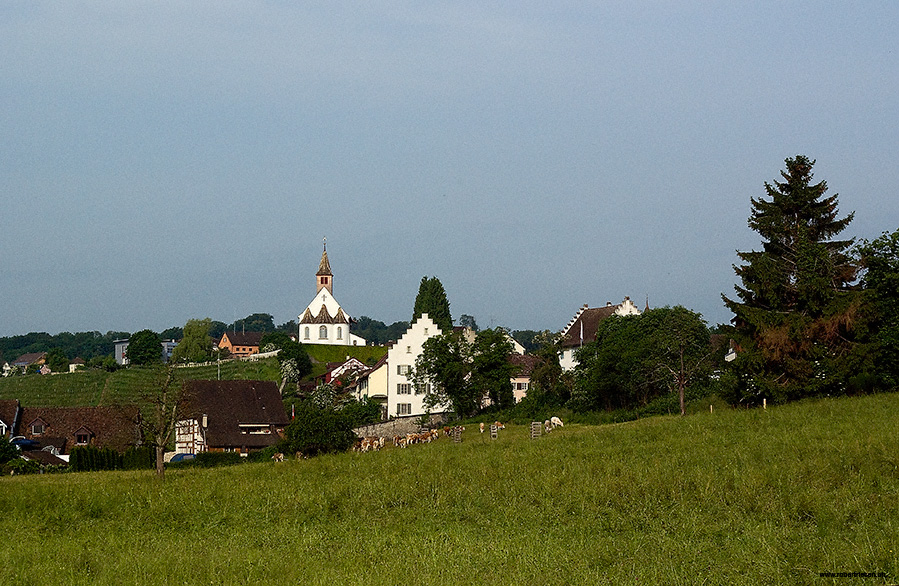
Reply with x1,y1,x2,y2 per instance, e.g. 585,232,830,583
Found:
316,237,333,295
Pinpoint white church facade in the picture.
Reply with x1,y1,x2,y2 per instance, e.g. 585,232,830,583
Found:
298,243,366,346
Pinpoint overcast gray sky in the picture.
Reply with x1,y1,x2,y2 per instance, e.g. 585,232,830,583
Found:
2,2,897,338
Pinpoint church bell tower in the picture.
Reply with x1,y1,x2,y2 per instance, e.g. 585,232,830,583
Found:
316,238,333,295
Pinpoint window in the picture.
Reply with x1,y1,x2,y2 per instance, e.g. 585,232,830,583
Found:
397,364,411,375
337,327,343,340
424,328,429,335
397,403,412,415
397,383,411,395
415,383,430,395
304,327,310,340
31,423,44,435
75,433,90,445
319,325,328,339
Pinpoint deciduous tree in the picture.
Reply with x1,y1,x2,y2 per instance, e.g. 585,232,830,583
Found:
259,332,313,396
857,228,899,388
126,329,162,366
171,318,214,364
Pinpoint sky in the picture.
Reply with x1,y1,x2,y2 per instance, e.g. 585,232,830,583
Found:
2,2,897,339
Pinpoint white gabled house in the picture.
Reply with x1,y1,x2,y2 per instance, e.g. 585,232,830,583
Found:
559,296,643,371
356,313,451,419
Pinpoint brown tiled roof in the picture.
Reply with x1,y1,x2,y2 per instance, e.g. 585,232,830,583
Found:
508,354,540,377
182,380,288,449
221,331,264,347
17,406,142,454
0,399,20,436
22,450,68,466
13,352,46,366
560,306,619,348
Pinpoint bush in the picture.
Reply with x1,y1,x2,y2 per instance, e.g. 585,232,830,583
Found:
123,446,155,470
281,401,356,458
5,458,41,475
193,451,245,468
246,445,279,463
70,446,122,472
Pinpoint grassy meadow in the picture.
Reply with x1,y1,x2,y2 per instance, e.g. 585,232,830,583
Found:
0,359,281,407
0,342,387,408
2,392,898,585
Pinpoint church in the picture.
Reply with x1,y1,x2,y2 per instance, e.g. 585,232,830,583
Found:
298,241,366,346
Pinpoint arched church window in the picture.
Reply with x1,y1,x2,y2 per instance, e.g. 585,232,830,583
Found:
337,327,343,340
304,327,310,340
319,325,327,339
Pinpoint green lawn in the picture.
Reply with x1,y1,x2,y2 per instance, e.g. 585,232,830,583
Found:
2,393,898,584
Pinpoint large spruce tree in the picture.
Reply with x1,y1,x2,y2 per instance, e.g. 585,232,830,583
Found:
723,155,861,403
412,276,453,332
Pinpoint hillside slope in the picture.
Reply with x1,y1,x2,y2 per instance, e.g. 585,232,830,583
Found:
1,393,897,584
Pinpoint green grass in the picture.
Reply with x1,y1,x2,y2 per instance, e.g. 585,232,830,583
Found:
2,393,898,584
0,344,387,408
0,359,281,407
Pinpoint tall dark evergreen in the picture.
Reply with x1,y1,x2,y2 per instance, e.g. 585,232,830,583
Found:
723,155,860,403
412,276,453,333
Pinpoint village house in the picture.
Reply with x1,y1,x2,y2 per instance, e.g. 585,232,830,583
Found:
15,405,142,458
217,331,264,358
508,353,540,403
175,380,289,456
0,399,21,438
12,352,46,372
559,296,644,371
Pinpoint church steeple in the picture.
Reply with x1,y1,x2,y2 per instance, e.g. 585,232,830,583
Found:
316,238,333,295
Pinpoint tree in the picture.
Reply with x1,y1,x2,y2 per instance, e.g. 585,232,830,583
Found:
0,437,19,466
416,327,516,417
280,401,356,458
857,228,899,389
526,331,571,407
126,329,162,366
416,331,477,418
722,156,860,404
139,363,190,479
412,276,453,332
230,313,275,333
571,307,711,413
458,314,479,332
45,347,70,373
170,318,213,363
259,332,313,396
470,328,515,410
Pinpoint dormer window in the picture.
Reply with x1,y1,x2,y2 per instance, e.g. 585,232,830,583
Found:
31,422,45,435
76,433,90,445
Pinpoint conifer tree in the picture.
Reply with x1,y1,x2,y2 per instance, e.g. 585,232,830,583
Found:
412,276,453,332
723,155,860,403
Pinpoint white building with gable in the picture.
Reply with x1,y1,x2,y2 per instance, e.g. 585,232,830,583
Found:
385,313,450,418
298,241,366,346
559,296,644,371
